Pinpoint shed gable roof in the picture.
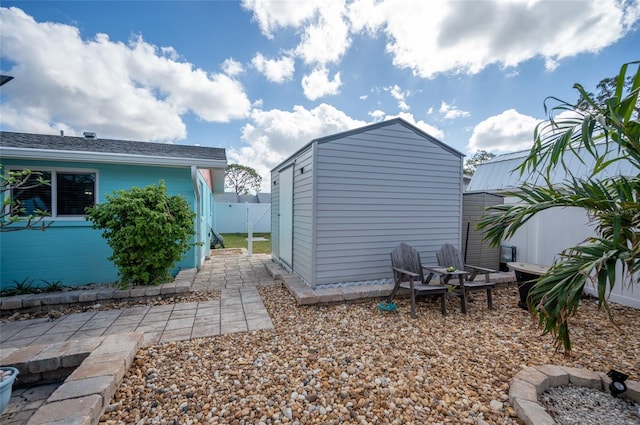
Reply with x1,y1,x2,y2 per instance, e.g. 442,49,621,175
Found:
272,117,463,172
313,118,463,156
0,131,227,169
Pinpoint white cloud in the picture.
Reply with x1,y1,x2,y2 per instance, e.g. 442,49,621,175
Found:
222,58,244,77
359,94,368,100
295,2,351,65
468,109,540,153
246,0,638,78
243,0,350,66
241,0,320,38
0,104,76,136
439,101,470,120
622,0,640,28
384,85,413,111
346,0,387,34
160,46,179,61
229,104,366,190
301,67,342,100
368,109,385,121
381,0,634,78
0,7,251,141
251,53,295,83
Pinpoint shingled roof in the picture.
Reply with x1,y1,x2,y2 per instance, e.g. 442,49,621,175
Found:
0,131,227,168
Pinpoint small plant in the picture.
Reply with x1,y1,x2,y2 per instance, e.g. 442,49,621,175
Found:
40,279,64,293
85,181,197,287
9,277,35,295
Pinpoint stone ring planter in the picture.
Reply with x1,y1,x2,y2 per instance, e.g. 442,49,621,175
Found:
509,364,640,425
0,366,19,415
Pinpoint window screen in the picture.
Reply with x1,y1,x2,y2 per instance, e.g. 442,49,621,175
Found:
57,173,96,216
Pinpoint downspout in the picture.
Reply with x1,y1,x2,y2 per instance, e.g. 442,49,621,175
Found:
191,166,202,269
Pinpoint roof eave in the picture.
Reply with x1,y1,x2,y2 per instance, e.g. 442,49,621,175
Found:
0,147,227,169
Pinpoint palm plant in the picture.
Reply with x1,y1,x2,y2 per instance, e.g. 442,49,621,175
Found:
478,61,639,354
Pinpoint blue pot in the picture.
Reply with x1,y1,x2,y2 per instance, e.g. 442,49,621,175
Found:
0,367,19,415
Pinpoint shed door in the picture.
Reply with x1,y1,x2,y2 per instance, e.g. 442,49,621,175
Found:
279,165,294,267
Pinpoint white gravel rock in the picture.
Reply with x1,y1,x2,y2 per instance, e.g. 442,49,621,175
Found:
540,385,640,424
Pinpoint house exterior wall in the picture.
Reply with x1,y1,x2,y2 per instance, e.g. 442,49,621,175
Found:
1,158,199,289
312,123,462,286
199,168,213,190
462,192,503,270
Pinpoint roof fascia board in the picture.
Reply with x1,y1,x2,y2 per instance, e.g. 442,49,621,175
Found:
0,147,227,169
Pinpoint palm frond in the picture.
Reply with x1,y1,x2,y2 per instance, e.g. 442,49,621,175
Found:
480,63,640,354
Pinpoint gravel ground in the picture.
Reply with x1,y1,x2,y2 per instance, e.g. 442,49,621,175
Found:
98,284,640,425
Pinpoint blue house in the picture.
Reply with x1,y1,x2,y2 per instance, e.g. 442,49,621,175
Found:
0,131,227,289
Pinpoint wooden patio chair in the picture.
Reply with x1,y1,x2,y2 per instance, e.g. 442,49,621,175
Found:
387,243,448,318
436,243,496,309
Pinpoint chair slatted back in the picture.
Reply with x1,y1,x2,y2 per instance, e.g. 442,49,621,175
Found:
391,243,424,282
436,243,465,270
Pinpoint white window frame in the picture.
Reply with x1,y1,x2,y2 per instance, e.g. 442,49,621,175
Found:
8,166,99,221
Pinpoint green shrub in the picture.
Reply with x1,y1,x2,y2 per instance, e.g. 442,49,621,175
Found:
86,181,196,287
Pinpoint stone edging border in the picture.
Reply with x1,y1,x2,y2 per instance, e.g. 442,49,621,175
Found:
509,364,640,425
0,269,197,315
265,262,519,305
1,332,143,425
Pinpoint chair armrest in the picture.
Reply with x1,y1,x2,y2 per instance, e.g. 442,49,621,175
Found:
465,264,496,273
465,265,494,282
391,267,420,278
421,265,443,272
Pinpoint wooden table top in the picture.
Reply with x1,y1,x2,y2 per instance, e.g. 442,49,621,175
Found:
423,266,470,276
506,262,550,276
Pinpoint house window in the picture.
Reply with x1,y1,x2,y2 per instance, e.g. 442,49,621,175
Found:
12,169,97,218
57,173,95,215
13,171,52,216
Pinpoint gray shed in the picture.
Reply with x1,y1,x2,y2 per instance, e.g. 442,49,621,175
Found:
461,192,504,271
270,118,465,289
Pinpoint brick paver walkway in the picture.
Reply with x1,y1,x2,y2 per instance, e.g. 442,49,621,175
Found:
0,253,278,349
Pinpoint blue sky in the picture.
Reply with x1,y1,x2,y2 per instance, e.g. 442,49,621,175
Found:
1,1,638,189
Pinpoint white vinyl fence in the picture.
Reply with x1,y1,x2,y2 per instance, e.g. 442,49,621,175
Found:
502,196,640,308
214,202,271,233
